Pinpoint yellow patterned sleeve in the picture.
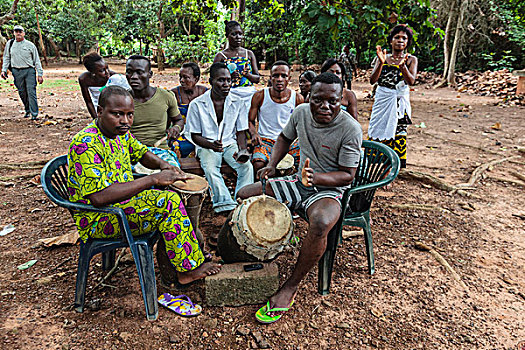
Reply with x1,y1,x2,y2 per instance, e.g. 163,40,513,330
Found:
127,132,149,163
69,139,109,200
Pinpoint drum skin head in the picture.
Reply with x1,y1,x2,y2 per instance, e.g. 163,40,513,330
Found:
276,153,294,170
246,196,292,244
172,175,208,193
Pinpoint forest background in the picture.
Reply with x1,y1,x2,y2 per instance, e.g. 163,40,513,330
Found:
0,0,524,84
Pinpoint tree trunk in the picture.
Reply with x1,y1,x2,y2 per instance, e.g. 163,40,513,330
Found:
156,1,165,71
75,39,82,64
46,35,60,59
446,0,468,86
34,3,48,66
442,2,456,79
238,0,246,24
0,0,19,26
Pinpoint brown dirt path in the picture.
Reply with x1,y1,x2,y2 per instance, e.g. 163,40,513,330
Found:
0,61,523,349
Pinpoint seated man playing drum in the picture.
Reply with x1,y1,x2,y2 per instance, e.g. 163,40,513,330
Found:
185,62,253,213
237,73,362,323
67,86,221,287
248,60,304,178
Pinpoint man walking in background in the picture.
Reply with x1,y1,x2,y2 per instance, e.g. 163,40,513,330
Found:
339,45,357,90
1,25,44,120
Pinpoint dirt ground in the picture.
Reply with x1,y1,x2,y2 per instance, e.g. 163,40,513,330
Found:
0,61,523,350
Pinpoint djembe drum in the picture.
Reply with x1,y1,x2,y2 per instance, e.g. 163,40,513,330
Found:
217,189,294,263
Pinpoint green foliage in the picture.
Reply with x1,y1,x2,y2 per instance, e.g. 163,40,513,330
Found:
481,51,517,71
0,0,523,71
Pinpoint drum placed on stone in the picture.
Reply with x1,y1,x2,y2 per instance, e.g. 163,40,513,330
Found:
218,195,294,263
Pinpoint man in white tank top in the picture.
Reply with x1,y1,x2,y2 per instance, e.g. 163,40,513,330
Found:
249,61,304,178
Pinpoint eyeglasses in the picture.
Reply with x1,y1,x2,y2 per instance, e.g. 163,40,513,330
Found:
14,29,23,33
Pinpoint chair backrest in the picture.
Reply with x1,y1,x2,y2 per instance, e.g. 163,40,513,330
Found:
348,140,400,213
41,155,72,210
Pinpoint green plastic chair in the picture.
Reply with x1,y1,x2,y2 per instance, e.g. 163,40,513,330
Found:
317,140,400,295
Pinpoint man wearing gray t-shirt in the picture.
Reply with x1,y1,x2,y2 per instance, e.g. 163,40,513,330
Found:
238,72,362,324
1,25,44,120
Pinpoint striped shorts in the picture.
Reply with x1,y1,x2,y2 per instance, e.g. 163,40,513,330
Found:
268,174,344,217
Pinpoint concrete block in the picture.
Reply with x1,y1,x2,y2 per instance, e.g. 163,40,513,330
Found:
205,262,279,306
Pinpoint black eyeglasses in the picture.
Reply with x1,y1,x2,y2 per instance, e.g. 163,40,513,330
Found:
14,29,23,33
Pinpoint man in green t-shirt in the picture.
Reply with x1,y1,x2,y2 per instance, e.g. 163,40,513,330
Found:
126,55,183,166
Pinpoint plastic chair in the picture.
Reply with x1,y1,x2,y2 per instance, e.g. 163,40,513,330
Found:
41,155,159,320
299,140,400,295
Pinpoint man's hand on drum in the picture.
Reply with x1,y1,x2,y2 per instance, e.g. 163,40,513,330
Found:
159,161,186,176
153,169,192,186
257,165,276,180
211,140,223,153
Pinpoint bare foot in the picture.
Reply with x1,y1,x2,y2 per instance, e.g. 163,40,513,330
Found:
266,286,297,317
177,262,221,285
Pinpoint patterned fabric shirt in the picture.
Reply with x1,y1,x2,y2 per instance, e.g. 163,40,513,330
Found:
67,122,148,237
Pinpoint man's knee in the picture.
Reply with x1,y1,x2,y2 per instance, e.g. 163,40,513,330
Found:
197,150,221,172
307,201,340,236
236,181,263,200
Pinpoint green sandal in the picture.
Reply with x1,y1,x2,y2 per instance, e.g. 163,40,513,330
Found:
255,299,295,324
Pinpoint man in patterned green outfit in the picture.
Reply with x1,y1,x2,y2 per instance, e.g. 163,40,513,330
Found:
67,85,220,285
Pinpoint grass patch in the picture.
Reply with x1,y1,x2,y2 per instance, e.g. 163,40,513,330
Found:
0,77,78,92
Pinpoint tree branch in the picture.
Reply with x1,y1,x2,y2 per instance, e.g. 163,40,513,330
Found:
0,0,19,26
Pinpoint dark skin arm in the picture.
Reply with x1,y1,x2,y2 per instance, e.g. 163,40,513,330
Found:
398,55,418,86
248,90,264,145
295,93,305,106
87,151,190,207
167,113,184,141
302,162,356,187
345,89,358,120
192,133,223,152
78,73,98,119
243,50,260,84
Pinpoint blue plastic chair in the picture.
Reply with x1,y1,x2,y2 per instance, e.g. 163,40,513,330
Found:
297,140,400,295
41,155,159,321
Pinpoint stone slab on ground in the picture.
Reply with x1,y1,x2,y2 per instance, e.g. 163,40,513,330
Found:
205,262,279,306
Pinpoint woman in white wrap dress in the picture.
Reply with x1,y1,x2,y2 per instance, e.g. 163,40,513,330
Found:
368,25,418,168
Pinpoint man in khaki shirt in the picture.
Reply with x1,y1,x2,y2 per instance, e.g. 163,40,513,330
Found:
1,25,44,120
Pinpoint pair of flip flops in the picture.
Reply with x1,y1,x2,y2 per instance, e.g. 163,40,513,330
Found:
158,293,202,317
255,299,295,324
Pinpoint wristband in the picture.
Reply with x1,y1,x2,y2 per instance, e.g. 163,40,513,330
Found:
174,124,182,132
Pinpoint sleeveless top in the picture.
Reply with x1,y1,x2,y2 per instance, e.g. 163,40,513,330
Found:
258,88,296,140
173,86,208,121
377,55,411,90
219,49,253,88
88,86,101,107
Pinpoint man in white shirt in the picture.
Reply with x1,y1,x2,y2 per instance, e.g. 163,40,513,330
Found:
185,62,253,213
249,61,304,177
1,25,44,120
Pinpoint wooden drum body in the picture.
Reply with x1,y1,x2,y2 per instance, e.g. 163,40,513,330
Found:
169,176,209,246
218,195,293,263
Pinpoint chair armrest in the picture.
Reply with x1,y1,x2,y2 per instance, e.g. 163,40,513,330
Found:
49,195,125,216
346,178,392,195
